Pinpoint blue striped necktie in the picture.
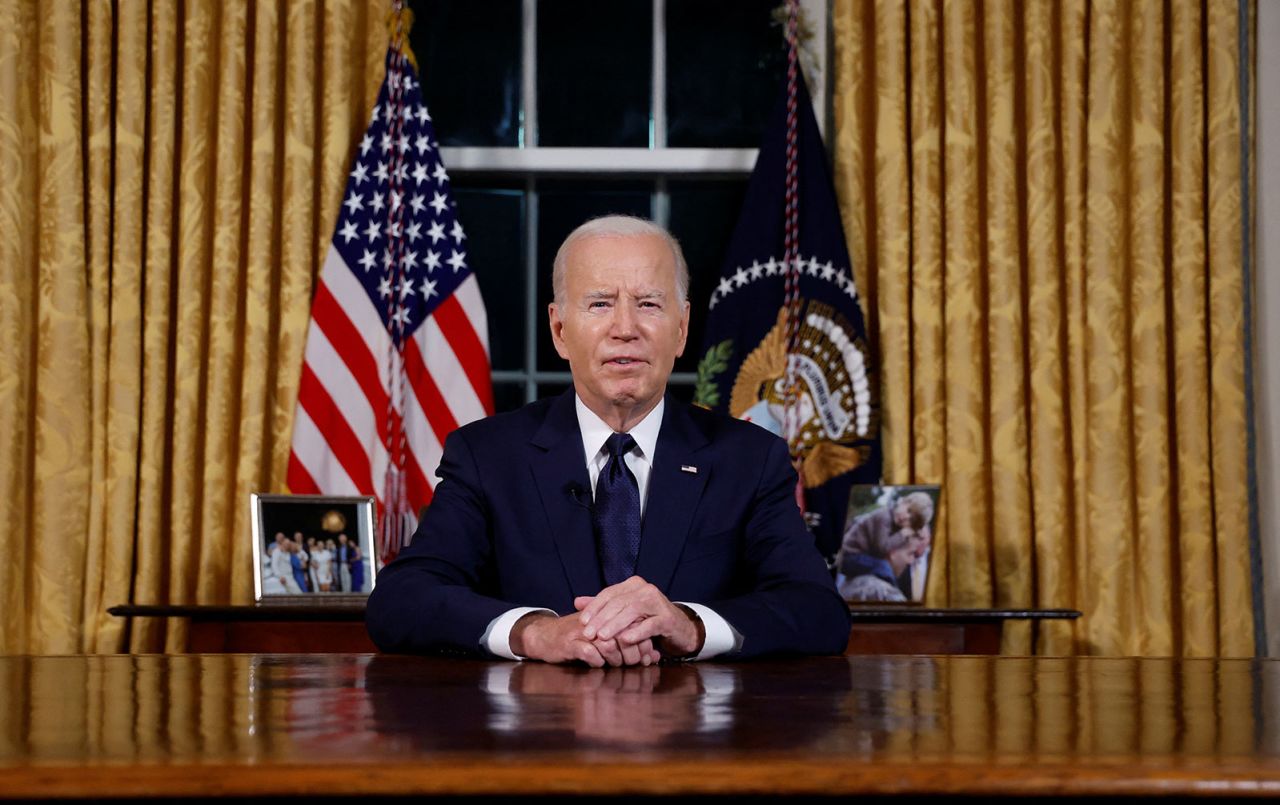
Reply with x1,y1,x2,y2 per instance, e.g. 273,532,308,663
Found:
594,432,641,586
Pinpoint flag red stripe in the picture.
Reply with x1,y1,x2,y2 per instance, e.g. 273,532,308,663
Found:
297,364,375,494
312,280,390,440
286,451,321,494
433,294,494,414
402,336,459,445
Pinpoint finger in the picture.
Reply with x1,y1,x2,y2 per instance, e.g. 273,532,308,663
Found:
616,640,643,667
578,576,646,624
573,639,606,668
580,591,636,638
593,583,668,640
577,583,628,625
590,580,665,639
586,599,646,641
593,638,625,668
636,637,656,666
573,595,596,611
615,615,666,647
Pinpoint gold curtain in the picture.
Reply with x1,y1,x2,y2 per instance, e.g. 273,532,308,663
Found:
0,0,390,654
832,0,1255,656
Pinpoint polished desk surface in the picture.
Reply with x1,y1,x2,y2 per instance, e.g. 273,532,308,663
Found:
1,653,1277,798
108,603,1082,621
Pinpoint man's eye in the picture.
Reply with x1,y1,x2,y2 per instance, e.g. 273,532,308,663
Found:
589,301,610,309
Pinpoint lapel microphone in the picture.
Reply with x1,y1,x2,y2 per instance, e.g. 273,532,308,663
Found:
564,482,593,511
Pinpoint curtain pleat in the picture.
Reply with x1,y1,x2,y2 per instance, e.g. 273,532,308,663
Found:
833,0,1255,655
1205,0,1253,658
0,1,94,654
0,0,389,654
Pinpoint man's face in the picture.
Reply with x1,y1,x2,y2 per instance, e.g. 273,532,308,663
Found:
549,234,689,418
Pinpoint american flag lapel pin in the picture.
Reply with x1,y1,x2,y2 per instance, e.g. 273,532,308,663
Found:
680,465,698,474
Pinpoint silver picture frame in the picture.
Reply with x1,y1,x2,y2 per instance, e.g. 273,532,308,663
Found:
251,493,378,602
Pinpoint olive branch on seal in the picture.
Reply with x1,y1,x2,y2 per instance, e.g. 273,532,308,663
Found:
692,340,734,409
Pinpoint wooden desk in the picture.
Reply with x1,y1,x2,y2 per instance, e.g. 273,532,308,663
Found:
108,604,1080,655
109,603,378,653
0,654,1276,798
844,606,1080,653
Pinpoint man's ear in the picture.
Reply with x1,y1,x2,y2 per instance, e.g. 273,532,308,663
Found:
549,302,570,360
675,301,691,357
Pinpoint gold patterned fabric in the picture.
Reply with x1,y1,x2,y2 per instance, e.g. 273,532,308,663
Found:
0,0,390,653
832,0,1255,656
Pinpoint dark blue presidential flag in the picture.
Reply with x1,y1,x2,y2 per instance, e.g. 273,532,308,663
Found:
693,73,881,565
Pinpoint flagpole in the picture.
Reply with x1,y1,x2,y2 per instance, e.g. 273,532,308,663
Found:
780,0,807,504
381,0,413,561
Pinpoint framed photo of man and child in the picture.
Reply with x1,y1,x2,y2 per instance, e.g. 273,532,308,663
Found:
251,493,378,602
835,484,940,605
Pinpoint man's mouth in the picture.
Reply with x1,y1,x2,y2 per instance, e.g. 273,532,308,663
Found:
606,357,644,366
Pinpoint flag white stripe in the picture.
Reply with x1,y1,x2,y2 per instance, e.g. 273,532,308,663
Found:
417,319,488,429
321,247,393,389
453,275,490,354
401,380,445,490
291,406,361,496
304,323,390,495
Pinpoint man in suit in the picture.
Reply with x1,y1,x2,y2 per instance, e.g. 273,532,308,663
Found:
366,215,850,665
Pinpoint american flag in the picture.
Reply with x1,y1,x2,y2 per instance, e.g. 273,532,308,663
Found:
288,46,493,562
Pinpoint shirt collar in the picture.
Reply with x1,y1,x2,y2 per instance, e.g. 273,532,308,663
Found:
574,394,665,463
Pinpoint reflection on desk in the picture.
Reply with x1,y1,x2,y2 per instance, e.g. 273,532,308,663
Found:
0,654,1278,797
479,662,739,743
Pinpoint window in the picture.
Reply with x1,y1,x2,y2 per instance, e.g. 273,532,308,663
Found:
411,0,830,410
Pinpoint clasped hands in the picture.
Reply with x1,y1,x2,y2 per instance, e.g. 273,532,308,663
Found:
509,576,704,667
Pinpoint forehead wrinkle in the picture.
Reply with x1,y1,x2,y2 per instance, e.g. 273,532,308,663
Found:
580,286,666,300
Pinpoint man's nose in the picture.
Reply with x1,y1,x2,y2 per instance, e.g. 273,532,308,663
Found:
610,303,638,338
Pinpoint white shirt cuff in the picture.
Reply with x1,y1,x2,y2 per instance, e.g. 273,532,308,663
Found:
679,602,742,660
481,606,556,660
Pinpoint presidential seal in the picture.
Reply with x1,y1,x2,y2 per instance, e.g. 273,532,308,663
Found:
730,301,875,488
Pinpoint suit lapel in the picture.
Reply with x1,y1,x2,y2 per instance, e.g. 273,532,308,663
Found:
529,390,602,598
635,398,709,590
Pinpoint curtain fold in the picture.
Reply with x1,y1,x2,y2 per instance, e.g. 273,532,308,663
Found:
0,0,390,654
832,0,1255,656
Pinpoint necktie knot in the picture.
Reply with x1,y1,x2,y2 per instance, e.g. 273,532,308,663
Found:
606,432,637,462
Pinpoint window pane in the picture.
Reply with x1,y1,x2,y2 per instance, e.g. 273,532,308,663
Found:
492,382,529,414
453,183,525,371
535,180,653,370
412,0,522,146
537,0,651,146
537,382,573,403
668,178,749,374
666,0,786,147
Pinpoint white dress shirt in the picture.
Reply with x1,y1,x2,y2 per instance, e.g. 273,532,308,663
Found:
482,395,740,661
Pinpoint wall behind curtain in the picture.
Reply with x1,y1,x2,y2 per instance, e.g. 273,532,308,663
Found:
832,0,1256,656
0,0,390,653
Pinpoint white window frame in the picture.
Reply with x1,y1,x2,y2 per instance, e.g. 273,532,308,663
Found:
441,0,831,403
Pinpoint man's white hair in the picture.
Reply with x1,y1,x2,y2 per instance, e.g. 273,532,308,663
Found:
551,215,690,305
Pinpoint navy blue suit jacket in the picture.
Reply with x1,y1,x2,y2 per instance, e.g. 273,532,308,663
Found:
366,390,851,658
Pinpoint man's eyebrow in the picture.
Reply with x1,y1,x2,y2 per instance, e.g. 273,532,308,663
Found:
584,289,616,299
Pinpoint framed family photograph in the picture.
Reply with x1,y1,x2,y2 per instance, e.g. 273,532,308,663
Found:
251,493,378,602
834,484,941,605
